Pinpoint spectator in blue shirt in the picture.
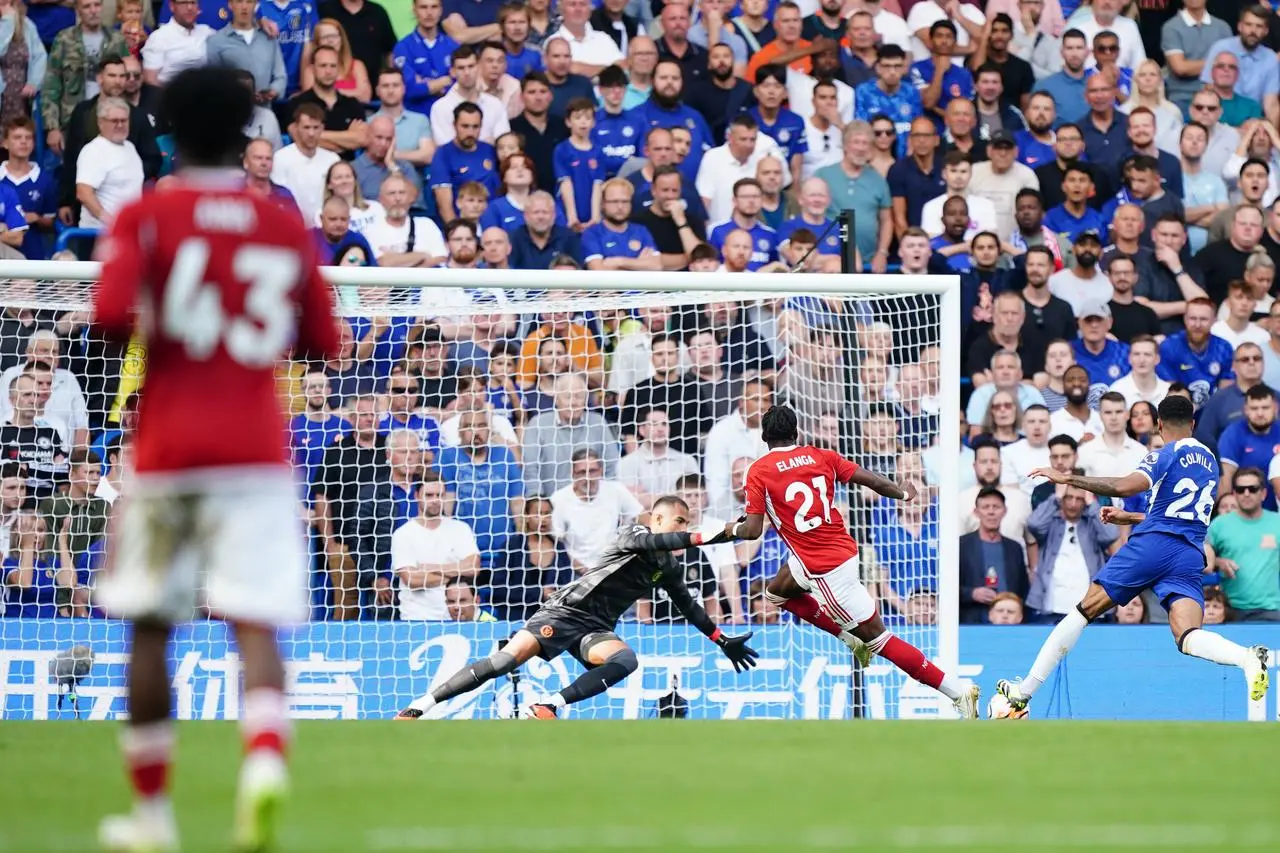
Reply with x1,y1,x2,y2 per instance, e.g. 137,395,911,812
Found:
312,196,377,264
1016,93,1058,169
1198,6,1280,123
1218,384,1280,510
1033,28,1089,125
553,97,606,230
430,102,499,219
354,115,422,200
1157,297,1236,409
854,43,923,156
911,20,973,129
748,64,806,182
1070,299,1131,386
542,36,595,118
594,64,646,177
631,59,714,180
393,0,458,115
372,68,436,172
206,0,288,102
0,119,55,260
929,196,974,273
582,178,661,270
707,177,778,271
498,4,544,79
0,179,28,255
379,372,441,453
1043,164,1108,244
3,514,73,619
436,409,523,564
289,371,348,486
480,152,536,230
257,0,317,95
509,190,583,268
777,177,840,262
1081,72,1129,169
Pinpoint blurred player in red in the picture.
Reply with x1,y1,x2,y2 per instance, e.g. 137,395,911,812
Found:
91,67,340,852
732,405,980,719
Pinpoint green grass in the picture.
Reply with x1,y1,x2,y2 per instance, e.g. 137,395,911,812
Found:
3,721,1280,852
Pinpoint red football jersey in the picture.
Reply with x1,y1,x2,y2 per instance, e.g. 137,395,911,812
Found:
93,178,340,474
744,445,860,576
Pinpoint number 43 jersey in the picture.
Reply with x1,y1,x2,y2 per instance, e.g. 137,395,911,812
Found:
1133,438,1219,549
94,175,340,475
744,444,861,577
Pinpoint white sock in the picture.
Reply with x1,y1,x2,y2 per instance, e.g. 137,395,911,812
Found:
937,673,965,702
1022,609,1089,699
548,692,567,708
1182,629,1250,667
408,694,437,713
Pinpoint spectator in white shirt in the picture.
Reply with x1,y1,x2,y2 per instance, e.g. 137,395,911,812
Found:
1050,364,1104,441
696,113,791,223
270,102,339,223
75,97,143,229
1109,334,1170,407
1000,402,1052,493
617,408,699,508
961,436,1035,552
142,0,214,86
0,331,91,450
392,470,482,621
429,45,512,146
1048,230,1112,315
360,173,448,266
1212,279,1271,350
551,447,644,571
548,0,624,75
800,80,846,179
787,47,854,124
1076,390,1148,477
704,378,770,518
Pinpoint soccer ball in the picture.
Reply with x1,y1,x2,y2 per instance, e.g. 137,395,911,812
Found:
987,693,1029,720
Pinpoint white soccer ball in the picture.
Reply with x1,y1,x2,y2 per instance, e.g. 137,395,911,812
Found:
987,693,1029,720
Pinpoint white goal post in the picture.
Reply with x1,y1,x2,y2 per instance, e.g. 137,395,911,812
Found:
0,260,961,720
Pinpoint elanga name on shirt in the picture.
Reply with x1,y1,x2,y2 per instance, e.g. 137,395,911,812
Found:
776,453,817,472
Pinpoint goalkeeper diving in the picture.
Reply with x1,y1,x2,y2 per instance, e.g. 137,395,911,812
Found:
396,496,758,719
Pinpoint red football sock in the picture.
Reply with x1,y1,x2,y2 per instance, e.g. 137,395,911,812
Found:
782,594,845,636
878,635,945,690
242,688,290,759
121,721,174,800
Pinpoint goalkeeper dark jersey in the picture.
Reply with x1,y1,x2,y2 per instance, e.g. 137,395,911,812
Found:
543,525,718,635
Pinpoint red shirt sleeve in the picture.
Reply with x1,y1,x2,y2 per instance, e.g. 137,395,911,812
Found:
827,448,860,484
744,458,768,515
289,216,340,362
93,201,145,344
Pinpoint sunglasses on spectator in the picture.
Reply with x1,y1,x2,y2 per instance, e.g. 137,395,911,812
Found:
1192,103,1221,111
991,402,1015,410
1095,44,1118,53
1235,484,1264,494
1237,355,1262,363
873,129,895,137
1213,63,1239,71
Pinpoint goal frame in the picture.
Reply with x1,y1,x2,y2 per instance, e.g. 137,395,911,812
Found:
0,260,964,705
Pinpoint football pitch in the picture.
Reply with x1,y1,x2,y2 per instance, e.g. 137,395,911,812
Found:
3,721,1279,853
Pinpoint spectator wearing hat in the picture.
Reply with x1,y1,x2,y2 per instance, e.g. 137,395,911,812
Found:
970,130,1039,241
1048,230,1110,316
1070,299,1130,386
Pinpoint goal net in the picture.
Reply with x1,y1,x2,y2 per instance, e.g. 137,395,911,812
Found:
0,263,960,720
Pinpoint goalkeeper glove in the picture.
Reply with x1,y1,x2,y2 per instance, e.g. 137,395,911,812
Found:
710,629,759,673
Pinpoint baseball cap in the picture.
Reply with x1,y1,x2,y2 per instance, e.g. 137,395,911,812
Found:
1072,228,1102,244
1078,299,1111,320
989,129,1016,147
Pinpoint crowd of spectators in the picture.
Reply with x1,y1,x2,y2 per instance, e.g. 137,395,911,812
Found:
1,0,1280,628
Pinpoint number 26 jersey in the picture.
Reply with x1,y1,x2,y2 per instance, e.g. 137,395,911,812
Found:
744,445,861,576
93,178,340,475
1133,438,1219,549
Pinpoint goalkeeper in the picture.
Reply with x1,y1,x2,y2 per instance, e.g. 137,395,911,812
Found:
396,495,758,719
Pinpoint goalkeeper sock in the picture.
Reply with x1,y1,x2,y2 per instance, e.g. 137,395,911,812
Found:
777,593,846,635
1022,608,1089,698
1180,628,1250,667
556,648,639,705
242,687,290,759
121,720,174,802
876,635,962,701
412,650,520,712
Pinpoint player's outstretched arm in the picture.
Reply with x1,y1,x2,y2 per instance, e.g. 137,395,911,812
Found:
618,525,739,554
849,468,917,501
1027,467,1151,499
661,577,760,673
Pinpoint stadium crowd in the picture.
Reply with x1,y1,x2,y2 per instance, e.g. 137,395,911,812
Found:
1,0,1280,628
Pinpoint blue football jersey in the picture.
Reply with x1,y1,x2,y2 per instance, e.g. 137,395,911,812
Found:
1133,438,1219,548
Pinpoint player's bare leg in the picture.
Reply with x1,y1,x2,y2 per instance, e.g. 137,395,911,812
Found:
851,613,980,718
397,630,543,719
1169,598,1270,701
231,622,291,853
523,637,639,719
99,619,179,852
997,583,1114,710
765,563,871,666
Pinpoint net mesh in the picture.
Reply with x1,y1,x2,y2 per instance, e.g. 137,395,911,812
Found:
0,272,948,720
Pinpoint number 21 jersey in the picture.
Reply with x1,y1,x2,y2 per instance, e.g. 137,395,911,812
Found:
94,178,340,475
1133,438,1219,549
744,445,860,576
